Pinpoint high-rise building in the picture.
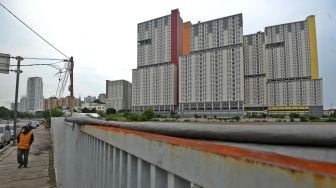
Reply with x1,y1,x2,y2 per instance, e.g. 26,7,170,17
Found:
18,96,28,112
106,80,132,111
84,96,96,103
265,16,322,116
243,32,267,111
10,103,15,110
27,77,43,112
132,9,323,117
179,14,244,117
132,9,183,113
243,16,323,116
98,93,106,101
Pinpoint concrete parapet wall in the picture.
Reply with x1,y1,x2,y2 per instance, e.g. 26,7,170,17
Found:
51,118,336,188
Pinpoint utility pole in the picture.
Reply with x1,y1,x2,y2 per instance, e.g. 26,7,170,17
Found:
13,56,23,145
69,56,74,116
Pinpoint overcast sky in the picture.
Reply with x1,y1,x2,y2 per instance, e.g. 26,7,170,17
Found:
0,0,335,109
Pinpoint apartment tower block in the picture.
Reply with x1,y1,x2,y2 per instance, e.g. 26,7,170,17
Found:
179,14,244,117
132,9,182,113
27,77,44,112
106,80,132,111
133,9,323,116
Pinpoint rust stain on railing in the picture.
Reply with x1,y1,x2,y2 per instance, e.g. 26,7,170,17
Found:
93,125,336,178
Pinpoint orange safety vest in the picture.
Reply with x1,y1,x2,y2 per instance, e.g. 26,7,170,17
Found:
18,131,33,149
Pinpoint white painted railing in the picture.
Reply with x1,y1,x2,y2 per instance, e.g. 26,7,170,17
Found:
51,117,336,188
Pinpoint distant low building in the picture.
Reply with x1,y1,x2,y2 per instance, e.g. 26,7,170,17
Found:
77,102,105,112
323,109,336,116
44,96,80,110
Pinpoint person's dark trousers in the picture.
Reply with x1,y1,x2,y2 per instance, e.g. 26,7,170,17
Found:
17,148,30,168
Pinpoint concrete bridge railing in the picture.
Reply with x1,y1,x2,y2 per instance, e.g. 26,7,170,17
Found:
51,117,336,188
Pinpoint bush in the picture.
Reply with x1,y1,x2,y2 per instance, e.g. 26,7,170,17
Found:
233,116,240,122
271,114,285,119
43,108,64,125
300,116,308,122
194,114,201,118
171,114,180,119
308,116,320,121
82,107,97,113
106,108,116,115
105,114,121,121
326,118,336,122
125,113,140,121
290,113,300,119
97,111,105,117
117,109,130,113
142,109,154,120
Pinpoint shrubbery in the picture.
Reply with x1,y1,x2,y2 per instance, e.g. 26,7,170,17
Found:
289,113,300,119
105,109,155,122
106,108,116,115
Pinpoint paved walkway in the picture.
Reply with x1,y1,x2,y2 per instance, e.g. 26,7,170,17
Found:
0,126,54,188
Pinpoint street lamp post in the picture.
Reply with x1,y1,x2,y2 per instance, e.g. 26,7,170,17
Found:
13,56,23,145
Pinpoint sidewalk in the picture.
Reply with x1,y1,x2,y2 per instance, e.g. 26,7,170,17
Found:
0,126,54,188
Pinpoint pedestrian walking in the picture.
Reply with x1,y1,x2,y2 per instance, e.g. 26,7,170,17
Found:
17,124,34,168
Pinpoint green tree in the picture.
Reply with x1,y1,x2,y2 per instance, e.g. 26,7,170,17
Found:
97,110,105,117
106,108,116,115
82,107,90,113
0,106,10,119
43,108,64,126
142,109,154,120
117,109,130,113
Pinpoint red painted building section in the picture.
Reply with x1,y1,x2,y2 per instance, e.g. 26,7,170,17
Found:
171,9,180,64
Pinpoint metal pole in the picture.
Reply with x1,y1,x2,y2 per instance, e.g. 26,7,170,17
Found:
69,56,74,117
13,56,23,145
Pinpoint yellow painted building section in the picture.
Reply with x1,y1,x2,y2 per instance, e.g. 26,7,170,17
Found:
269,106,309,112
182,22,191,56
307,16,319,80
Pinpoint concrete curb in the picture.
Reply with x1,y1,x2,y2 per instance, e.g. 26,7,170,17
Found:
0,141,14,154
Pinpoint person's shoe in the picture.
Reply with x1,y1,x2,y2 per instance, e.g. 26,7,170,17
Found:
18,164,22,168
23,165,28,168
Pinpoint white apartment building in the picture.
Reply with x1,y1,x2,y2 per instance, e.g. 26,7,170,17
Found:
243,32,267,111
264,16,323,116
132,9,182,113
26,77,43,112
132,10,323,117
179,14,244,117
18,96,28,112
84,96,96,103
106,80,132,111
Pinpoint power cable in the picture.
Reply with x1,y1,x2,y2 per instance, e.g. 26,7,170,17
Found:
21,57,68,61
0,2,69,59
9,62,64,67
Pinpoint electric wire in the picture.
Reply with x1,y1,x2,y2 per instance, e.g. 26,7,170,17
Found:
0,2,69,59
9,61,65,67
0,2,74,98
21,57,68,61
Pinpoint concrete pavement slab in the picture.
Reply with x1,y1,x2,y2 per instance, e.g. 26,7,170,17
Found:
0,126,54,187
